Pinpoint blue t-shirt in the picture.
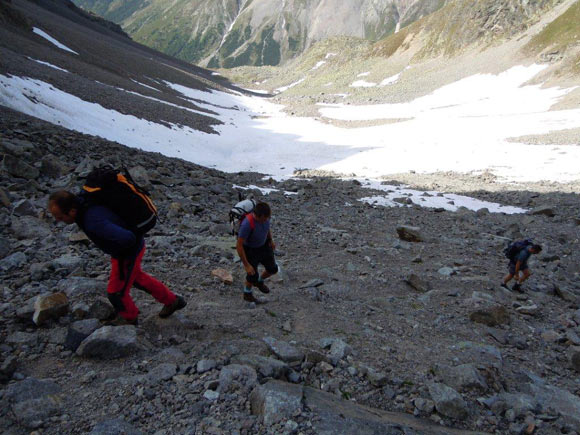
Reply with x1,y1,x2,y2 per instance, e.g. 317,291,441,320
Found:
238,215,270,248
514,248,532,265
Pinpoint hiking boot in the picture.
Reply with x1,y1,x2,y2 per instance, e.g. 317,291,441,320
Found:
256,281,270,294
159,295,187,318
103,316,138,326
500,283,509,290
512,283,523,292
243,292,258,303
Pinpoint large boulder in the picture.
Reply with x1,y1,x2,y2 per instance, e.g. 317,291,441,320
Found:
11,216,51,240
263,337,304,364
89,419,143,435
2,154,39,179
218,364,258,393
250,380,303,426
5,378,63,429
65,318,101,351
433,364,488,392
76,326,139,359
428,382,469,420
231,354,289,379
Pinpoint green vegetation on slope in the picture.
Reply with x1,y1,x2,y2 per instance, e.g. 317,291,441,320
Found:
525,1,580,53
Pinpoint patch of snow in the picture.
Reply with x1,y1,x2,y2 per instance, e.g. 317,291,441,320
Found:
32,28,78,54
28,57,69,73
131,79,159,92
274,78,305,93
325,53,337,59
357,72,370,77
233,184,298,196
350,80,377,88
358,180,526,214
379,73,400,86
311,61,326,71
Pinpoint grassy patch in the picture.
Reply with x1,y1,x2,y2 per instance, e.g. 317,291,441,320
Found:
524,1,580,54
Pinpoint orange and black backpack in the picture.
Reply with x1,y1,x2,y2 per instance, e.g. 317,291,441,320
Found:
81,166,157,235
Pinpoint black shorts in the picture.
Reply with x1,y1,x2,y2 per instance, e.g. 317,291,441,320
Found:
509,262,528,275
244,243,278,283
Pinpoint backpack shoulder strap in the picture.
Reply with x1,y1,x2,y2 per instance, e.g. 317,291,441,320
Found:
246,213,256,230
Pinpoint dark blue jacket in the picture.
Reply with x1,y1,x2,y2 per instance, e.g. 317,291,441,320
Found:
75,198,143,259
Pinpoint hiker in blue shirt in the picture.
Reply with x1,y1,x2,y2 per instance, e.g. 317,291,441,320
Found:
501,242,542,292
236,202,278,303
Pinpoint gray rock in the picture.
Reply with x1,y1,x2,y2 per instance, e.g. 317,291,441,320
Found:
451,341,503,369
0,237,10,258
515,303,539,316
329,339,352,366
12,199,37,217
89,298,116,321
57,277,105,298
6,378,63,429
304,386,462,434
231,354,289,379
52,254,83,271
65,319,101,351
524,381,580,427
33,292,69,326
250,380,303,426
469,305,510,326
414,397,435,413
146,363,177,383
0,251,26,271
428,382,469,420
196,359,217,374
405,274,431,292
16,295,39,321
89,419,143,435
366,367,388,387
438,267,456,276
40,154,66,178
571,351,580,372
76,326,140,359
11,216,51,240
396,225,424,242
298,279,324,289
203,389,220,401
263,337,304,364
554,285,579,304
434,364,488,392
218,364,258,393
529,206,555,217
2,154,39,179
0,356,18,383
7,331,38,346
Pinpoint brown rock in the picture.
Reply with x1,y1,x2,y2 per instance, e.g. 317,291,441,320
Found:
469,305,510,326
396,225,424,242
211,268,233,285
33,292,69,326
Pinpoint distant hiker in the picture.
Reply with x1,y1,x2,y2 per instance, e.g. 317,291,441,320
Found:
501,240,542,292
236,201,278,303
48,190,186,324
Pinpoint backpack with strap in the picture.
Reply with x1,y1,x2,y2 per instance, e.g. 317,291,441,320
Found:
503,239,532,261
81,165,158,235
229,198,256,237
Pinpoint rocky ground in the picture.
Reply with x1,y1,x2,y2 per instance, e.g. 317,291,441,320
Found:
1,105,580,435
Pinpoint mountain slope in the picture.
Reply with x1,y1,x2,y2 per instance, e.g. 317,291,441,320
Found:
72,0,450,67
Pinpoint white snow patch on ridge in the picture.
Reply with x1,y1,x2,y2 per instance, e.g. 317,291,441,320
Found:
359,180,527,214
28,57,69,73
33,28,78,54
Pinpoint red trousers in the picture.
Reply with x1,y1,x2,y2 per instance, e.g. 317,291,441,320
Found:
107,244,176,321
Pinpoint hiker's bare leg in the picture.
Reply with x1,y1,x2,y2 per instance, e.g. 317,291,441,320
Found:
519,270,531,283
503,273,514,285
261,271,273,280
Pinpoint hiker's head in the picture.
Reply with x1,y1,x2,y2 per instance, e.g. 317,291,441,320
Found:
253,202,271,223
530,244,542,254
48,191,78,224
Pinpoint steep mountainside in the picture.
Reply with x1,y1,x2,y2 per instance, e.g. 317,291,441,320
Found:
72,0,450,67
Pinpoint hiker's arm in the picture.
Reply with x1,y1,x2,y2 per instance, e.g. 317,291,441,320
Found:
236,238,255,275
85,209,136,249
267,230,275,250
